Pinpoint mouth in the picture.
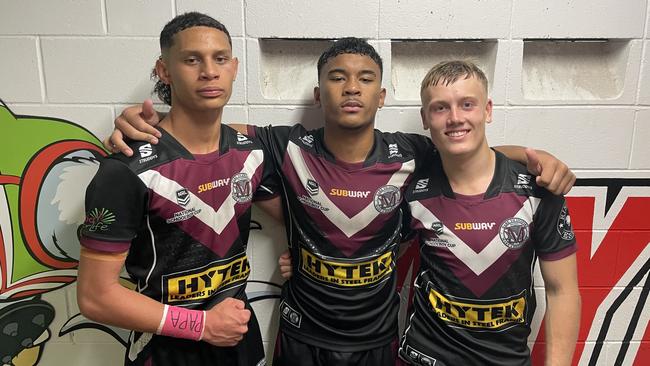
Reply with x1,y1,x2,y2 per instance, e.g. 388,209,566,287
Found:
197,87,225,98
445,129,470,139
341,100,363,113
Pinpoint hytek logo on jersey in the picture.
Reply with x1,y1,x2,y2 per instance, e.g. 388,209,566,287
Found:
306,179,319,196
515,174,533,190
329,188,371,198
499,218,530,249
557,203,575,240
236,132,253,145
164,254,250,303
83,207,116,232
427,286,527,331
176,188,190,207
374,185,401,213
231,173,252,203
198,177,230,194
455,222,496,231
299,248,393,287
388,143,402,158
138,143,158,164
413,178,430,193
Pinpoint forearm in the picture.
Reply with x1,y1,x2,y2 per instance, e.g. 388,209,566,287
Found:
493,145,527,164
78,280,164,334
544,289,581,366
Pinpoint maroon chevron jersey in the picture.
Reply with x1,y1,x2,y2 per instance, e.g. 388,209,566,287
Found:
399,151,576,366
255,125,431,351
80,125,277,366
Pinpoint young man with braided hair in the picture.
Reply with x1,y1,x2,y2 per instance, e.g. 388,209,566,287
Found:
77,12,280,366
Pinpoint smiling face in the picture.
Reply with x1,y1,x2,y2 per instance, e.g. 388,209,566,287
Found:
314,53,386,132
421,74,492,159
156,26,238,112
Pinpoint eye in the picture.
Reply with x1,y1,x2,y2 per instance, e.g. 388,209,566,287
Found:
360,77,374,83
329,75,345,82
215,56,230,64
433,105,447,112
184,56,200,65
462,101,475,109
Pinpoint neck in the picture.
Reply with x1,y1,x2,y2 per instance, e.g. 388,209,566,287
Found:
159,106,223,154
323,123,375,163
440,144,495,195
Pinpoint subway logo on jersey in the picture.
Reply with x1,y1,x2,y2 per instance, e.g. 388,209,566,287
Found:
163,253,250,303
427,285,527,331
300,248,393,287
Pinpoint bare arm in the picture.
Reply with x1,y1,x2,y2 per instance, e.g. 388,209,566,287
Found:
77,249,252,346
255,196,284,223
494,146,575,195
539,253,581,366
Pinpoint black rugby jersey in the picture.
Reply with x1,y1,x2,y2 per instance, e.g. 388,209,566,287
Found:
399,150,577,366
256,125,430,351
80,125,277,366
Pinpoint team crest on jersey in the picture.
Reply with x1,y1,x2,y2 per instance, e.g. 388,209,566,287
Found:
176,188,190,207
499,217,530,249
373,185,401,213
231,173,252,203
557,203,575,240
306,179,319,196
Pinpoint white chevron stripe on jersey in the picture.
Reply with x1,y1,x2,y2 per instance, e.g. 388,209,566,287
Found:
409,197,541,275
287,141,415,238
138,150,264,234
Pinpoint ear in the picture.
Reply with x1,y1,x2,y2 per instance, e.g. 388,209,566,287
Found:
155,57,170,85
314,86,321,107
378,87,386,109
485,98,493,124
232,57,239,80
420,107,429,130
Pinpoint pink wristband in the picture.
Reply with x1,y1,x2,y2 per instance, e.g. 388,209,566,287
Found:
157,305,206,341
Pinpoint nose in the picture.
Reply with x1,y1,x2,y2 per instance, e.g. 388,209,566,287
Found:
343,79,360,95
200,62,219,80
448,106,461,123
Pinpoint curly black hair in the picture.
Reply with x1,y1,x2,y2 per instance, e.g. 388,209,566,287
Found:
152,12,232,105
316,37,383,82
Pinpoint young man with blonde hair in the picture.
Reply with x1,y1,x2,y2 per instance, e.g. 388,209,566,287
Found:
398,61,580,366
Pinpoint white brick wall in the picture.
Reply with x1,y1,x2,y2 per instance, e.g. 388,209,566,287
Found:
1,1,649,365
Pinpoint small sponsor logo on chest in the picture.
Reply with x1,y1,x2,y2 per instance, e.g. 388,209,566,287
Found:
454,222,496,230
329,188,372,198
198,178,231,193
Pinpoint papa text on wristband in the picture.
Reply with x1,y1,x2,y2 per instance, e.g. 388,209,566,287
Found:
156,304,206,341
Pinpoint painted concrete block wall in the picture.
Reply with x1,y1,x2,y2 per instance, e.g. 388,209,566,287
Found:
0,1,648,365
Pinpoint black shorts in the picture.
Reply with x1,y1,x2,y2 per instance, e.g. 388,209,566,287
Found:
125,303,265,366
273,331,397,366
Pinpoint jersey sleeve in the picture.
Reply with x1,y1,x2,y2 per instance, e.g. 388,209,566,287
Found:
80,157,148,253
532,192,577,261
247,124,283,201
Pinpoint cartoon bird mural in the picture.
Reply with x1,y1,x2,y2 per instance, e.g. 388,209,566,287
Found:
0,100,106,365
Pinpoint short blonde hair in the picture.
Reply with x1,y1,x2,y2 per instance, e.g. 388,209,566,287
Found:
420,60,488,104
